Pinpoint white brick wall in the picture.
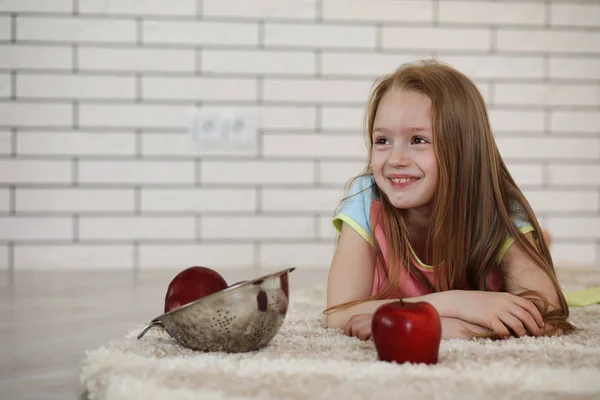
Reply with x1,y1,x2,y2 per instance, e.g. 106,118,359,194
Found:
201,216,314,240
264,23,376,49
321,52,429,77
79,160,194,184
0,16,10,41
259,243,334,269
441,55,545,79
382,27,491,51
439,1,545,25
202,50,315,75
0,217,72,240
263,133,367,158
0,160,72,184
551,3,600,27
0,244,7,270
203,0,317,20
261,188,341,213
263,78,372,103
141,188,257,213
0,0,72,13
550,57,600,79
79,47,196,73
488,110,545,133
14,244,133,269
17,16,137,43
141,132,255,157
143,21,258,46
259,107,316,130
523,190,599,213
78,0,196,16
493,84,600,107
0,102,72,127
0,73,9,98
17,74,137,100
321,107,364,131
496,138,600,160
201,161,314,185
319,161,366,185
0,131,10,154
79,216,195,240
16,188,135,212
79,104,190,128
496,29,600,53
0,188,10,212
17,131,136,155
322,1,432,22
142,77,257,101
0,45,72,70
1,0,599,273
547,164,600,186
139,244,254,269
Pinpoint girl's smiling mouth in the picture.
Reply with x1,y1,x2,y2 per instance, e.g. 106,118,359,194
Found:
388,175,420,189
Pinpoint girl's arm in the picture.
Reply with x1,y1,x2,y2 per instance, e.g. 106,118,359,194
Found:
499,232,562,326
340,290,543,340
343,313,489,341
327,223,544,337
326,223,383,328
327,223,467,328
441,317,489,339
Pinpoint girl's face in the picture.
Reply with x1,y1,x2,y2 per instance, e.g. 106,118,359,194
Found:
371,89,439,213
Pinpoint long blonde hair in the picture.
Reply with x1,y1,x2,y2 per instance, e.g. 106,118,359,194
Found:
327,60,574,337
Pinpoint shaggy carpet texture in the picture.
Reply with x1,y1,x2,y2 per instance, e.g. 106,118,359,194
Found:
81,285,600,400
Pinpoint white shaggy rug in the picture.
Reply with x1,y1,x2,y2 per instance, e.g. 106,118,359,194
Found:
80,285,600,400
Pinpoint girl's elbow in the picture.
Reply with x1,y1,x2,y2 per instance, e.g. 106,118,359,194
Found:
326,312,346,330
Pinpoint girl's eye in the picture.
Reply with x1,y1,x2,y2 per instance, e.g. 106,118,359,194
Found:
374,137,390,145
412,136,429,145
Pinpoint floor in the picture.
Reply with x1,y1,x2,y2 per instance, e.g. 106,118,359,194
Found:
0,268,330,400
0,266,596,400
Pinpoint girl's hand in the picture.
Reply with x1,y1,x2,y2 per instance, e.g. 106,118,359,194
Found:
456,291,544,338
343,313,374,341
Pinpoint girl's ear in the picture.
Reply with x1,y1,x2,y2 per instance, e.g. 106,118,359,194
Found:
542,230,552,247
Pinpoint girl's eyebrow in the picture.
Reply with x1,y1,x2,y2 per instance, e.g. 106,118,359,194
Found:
373,126,430,134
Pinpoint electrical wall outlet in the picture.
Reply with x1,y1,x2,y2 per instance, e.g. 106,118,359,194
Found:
189,107,257,151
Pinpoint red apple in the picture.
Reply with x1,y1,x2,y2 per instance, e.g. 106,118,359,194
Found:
372,300,442,365
164,266,228,312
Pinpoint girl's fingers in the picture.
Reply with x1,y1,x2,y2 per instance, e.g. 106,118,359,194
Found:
499,312,527,337
343,318,354,336
353,321,370,340
510,306,541,336
344,315,361,336
490,318,511,339
514,296,544,328
358,324,372,341
350,318,364,337
344,314,372,338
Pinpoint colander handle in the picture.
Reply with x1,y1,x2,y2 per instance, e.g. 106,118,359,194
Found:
136,319,165,340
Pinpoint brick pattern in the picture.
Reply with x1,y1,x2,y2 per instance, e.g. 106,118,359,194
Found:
1,1,599,272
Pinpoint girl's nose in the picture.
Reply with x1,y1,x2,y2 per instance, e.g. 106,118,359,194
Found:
388,143,411,167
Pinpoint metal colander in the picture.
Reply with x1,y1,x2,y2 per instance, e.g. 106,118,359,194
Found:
137,267,295,353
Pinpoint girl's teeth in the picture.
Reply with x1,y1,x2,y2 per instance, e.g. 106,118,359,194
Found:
391,178,417,184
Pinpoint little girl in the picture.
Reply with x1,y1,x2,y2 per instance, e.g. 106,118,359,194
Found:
325,60,580,341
